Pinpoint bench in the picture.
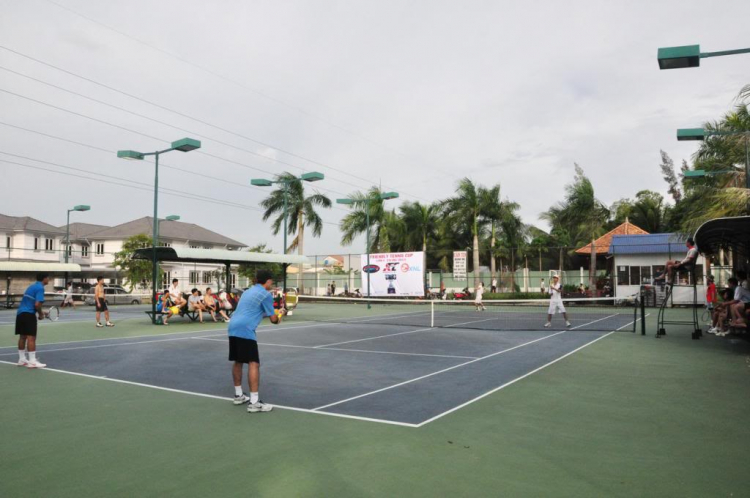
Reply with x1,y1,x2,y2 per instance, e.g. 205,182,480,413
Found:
145,308,233,324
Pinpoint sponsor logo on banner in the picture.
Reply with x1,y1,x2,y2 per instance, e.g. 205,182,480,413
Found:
359,252,425,297
363,265,380,273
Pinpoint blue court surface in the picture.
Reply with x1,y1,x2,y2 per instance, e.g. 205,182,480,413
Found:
0,308,632,427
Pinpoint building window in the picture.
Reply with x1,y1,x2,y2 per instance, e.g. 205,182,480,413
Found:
617,266,629,286
189,271,199,284
67,245,72,257
202,272,212,284
204,246,212,250
81,245,89,257
160,241,172,247
629,266,640,286
5,236,10,249
34,237,39,251
96,243,105,256
231,273,237,287
162,271,171,286
189,245,199,249
640,266,651,285
45,239,54,251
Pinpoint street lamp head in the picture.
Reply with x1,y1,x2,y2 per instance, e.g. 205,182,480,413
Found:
380,192,399,200
165,215,180,221
683,170,707,178
336,198,354,205
117,150,145,160
73,205,91,212
251,178,274,187
300,172,325,182
658,45,701,70
677,128,706,141
171,138,201,152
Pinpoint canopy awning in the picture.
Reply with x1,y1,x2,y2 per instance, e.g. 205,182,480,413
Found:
132,247,308,265
694,216,750,260
0,262,81,273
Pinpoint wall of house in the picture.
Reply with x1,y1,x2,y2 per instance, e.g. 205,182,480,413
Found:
614,252,706,304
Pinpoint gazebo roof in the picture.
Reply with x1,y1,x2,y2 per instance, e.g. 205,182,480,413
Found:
575,219,649,255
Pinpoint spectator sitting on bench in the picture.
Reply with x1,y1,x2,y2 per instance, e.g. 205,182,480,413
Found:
168,278,187,312
204,287,230,323
219,289,234,312
655,238,698,285
159,289,179,326
711,278,748,337
188,288,208,323
729,277,750,329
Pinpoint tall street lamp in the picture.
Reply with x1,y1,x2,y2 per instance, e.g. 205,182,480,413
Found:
64,204,90,264
337,191,399,304
117,138,201,324
658,44,750,70
677,128,750,189
251,172,325,292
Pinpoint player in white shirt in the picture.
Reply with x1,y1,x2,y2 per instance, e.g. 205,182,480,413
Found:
474,282,487,311
656,238,698,285
544,275,571,328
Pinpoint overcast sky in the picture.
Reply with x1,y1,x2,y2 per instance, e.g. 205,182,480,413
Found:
1,0,748,256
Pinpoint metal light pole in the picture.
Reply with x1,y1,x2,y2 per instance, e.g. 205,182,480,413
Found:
252,172,325,292
658,44,750,70
64,205,90,263
678,128,750,190
337,191,399,305
117,138,201,324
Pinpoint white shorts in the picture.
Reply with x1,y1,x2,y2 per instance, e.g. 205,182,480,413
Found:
548,301,566,314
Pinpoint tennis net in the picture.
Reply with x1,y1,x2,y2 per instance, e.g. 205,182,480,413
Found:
294,295,642,332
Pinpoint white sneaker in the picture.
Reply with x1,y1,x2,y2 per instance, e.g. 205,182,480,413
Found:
17,358,28,367
544,322,551,328
224,318,230,323
27,359,47,369
96,322,104,328
566,321,572,327
106,322,115,327
707,327,716,334
233,393,250,405
247,400,273,413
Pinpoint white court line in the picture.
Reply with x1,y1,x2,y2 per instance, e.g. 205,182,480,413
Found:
192,336,478,360
312,314,617,411
312,314,512,349
0,335,203,356
415,318,636,426
0,319,342,352
0,360,418,428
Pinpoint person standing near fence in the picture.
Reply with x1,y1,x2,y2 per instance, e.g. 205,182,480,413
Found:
491,278,497,293
474,282,487,311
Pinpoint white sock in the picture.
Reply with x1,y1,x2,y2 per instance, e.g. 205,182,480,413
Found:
250,392,259,404
29,351,36,362
18,350,26,361
234,386,243,396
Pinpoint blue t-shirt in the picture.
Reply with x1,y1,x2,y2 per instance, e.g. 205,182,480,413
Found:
17,281,45,315
227,285,275,341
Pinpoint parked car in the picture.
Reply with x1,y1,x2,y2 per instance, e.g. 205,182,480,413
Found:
85,285,142,306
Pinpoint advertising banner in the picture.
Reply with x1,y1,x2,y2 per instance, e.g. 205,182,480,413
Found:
360,252,425,297
453,251,468,280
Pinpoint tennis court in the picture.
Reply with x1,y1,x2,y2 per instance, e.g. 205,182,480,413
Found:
0,298,637,426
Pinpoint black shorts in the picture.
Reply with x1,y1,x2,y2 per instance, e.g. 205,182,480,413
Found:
228,336,260,364
96,300,108,312
15,312,38,337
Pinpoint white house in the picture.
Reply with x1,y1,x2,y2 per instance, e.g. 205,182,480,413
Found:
609,233,707,305
0,214,66,263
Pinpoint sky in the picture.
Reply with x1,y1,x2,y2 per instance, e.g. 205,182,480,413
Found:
1,0,748,257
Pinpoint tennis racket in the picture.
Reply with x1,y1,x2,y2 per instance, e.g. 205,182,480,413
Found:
44,306,60,321
701,306,713,325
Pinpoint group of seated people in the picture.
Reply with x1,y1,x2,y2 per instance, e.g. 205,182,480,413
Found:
157,278,234,325
707,271,750,337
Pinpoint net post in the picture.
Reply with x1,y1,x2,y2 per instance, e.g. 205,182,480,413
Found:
431,300,434,328
640,288,646,335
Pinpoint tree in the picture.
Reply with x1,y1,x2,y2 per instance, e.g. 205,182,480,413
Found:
659,150,682,203
113,234,153,290
260,172,331,288
445,178,486,288
400,201,440,253
340,187,394,253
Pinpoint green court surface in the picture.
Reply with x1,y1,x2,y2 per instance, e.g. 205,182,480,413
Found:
2,309,749,497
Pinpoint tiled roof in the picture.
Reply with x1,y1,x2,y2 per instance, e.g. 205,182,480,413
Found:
575,220,649,255
86,217,246,247
62,222,110,240
0,214,65,234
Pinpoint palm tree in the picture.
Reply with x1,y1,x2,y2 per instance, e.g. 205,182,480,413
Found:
479,185,503,282
260,172,332,288
339,187,392,252
445,178,486,288
400,201,440,253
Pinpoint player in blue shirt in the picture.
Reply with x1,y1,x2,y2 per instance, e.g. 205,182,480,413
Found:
16,273,50,368
228,270,282,413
